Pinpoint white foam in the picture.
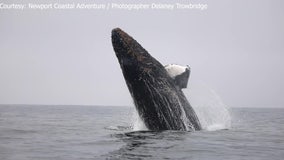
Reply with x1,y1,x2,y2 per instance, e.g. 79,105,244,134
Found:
131,109,148,131
205,124,226,131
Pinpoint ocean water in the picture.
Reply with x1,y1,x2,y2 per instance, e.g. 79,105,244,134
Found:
0,105,283,160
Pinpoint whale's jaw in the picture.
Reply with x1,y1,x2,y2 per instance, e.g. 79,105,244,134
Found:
111,28,202,131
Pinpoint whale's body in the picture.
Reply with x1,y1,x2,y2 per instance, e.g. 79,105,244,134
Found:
112,28,201,131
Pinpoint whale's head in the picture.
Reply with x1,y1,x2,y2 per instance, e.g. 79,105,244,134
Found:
112,28,148,63
111,28,167,83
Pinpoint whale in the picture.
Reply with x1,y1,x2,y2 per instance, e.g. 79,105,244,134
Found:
111,28,202,131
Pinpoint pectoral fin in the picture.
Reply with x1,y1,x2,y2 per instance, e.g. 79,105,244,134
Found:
164,64,190,89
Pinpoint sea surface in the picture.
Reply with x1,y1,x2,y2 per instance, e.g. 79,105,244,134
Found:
0,105,283,160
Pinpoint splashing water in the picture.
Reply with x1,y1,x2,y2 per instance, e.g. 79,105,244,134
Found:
184,83,231,131
131,82,231,131
131,109,147,131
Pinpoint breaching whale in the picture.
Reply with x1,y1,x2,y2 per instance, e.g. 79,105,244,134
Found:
111,28,201,131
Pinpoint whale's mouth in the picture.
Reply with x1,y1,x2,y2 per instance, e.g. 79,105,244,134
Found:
111,28,150,66
111,28,132,57
111,28,124,37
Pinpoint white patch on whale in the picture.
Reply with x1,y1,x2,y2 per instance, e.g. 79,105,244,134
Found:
165,64,190,89
165,64,189,78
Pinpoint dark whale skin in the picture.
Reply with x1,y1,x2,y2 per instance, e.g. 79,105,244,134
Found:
112,28,201,131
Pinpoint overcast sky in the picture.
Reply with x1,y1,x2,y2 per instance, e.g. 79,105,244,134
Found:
0,0,283,107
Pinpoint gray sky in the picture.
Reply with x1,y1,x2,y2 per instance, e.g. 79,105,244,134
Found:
0,0,283,107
